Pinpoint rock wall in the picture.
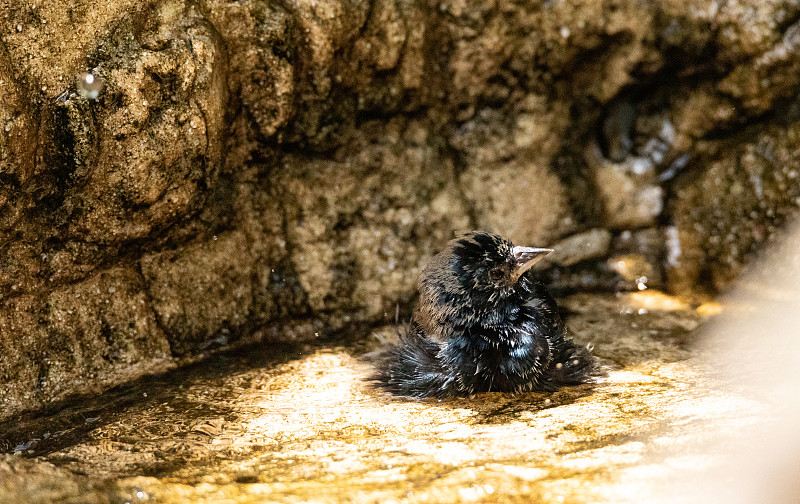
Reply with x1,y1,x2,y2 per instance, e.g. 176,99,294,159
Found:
2,0,800,419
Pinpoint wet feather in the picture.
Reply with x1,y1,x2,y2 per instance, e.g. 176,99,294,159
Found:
371,231,596,399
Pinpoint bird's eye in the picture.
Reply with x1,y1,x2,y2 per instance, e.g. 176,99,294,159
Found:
488,267,505,281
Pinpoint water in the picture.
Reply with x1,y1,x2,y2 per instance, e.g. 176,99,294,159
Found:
76,73,103,100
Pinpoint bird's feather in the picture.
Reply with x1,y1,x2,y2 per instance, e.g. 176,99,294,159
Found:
370,231,597,399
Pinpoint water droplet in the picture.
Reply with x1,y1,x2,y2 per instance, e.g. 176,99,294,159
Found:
77,72,103,99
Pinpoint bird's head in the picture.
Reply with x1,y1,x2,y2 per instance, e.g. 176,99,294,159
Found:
447,231,552,296
417,231,553,326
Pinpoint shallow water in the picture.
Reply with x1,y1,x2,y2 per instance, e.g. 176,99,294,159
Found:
0,292,768,503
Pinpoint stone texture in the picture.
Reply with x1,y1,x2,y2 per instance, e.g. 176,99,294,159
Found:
586,144,665,229
204,0,296,140
0,267,172,417
0,292,711,504
0,0,229,294
276,119,471,329
545,229,613,267
4,282,794,504
6,222,800,502
3,0,800,419
141,231,260,356
668,117,800,296
451,100,574,245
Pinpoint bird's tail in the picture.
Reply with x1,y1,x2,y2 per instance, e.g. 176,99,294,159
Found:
368,323,457,399
543,339,603,386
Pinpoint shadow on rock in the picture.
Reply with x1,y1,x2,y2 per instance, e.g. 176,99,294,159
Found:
0,341,303,458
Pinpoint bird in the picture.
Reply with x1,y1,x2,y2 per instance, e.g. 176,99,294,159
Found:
371,231,596,399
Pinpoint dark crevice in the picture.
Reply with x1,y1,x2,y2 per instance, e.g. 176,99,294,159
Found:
700,91,800,142
353,102,429,130
549,98,608,230
776,8,800,37
353,0,376,42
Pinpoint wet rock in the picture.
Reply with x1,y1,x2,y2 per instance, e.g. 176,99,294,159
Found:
4,2,800,501
3,0,800,421
0,0,228,294
610,228,666,290
460,158,571,245
0,268,172,419
141,231,259,356
276,119,470,329
546,229,613,267
586,143,665,229
668,118,800,296
70,1,229,244
607,254,659,291
0,47,37,233
452,99,575,245
0,292,718,504
0,456,99,503
204,0,296,139
539,228,665,295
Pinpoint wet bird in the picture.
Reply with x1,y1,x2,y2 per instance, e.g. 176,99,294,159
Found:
373,231,596,399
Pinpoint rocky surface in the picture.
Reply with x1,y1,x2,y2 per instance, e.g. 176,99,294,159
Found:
0,292,719,504
7,220,800,503
3,281,797,504
7,217,800,503
3,0,800,419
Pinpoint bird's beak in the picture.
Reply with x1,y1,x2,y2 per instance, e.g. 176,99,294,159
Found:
511,246,553,283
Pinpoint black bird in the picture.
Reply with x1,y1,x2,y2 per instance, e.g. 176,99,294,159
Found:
373,231,595,399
